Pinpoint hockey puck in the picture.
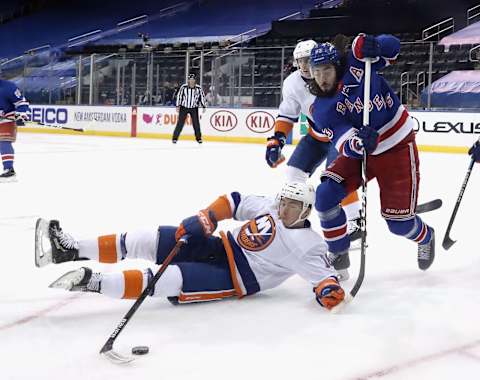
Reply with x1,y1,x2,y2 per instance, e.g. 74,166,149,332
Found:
132,346,149,355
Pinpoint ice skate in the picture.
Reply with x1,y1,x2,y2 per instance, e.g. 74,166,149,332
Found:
49,267,101,293
328,252,350,281
418,227,435,271
0,168,17,183
347,217,362,242
35,218,80,267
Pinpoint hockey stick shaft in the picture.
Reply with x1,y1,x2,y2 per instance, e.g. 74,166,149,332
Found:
350,58,372,298
0,116,84,132
99,236,189,354
442,158,475,250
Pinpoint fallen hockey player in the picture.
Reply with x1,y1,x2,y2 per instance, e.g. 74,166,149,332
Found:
35,182,345,310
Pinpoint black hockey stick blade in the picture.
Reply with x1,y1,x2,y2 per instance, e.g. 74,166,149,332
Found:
99,235,189,364
417,199,442,214
442,235,456,250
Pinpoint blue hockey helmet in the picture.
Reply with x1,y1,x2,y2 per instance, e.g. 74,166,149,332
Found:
310,43,341,67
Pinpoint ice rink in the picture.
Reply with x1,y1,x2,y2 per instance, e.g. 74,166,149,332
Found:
1,132,480,380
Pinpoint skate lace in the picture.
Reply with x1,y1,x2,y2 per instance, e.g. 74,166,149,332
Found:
55,228,79,250
347,219,361,235
418,244,430,260
87,273,102,292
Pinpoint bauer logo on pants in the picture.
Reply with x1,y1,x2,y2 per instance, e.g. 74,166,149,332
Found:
237,214,276,251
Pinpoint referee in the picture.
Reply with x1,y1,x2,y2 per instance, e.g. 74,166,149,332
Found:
172,73,206,144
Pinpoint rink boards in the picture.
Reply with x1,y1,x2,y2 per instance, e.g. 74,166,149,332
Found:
19,104,480,153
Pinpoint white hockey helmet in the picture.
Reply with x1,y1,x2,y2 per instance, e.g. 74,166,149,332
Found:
278,182,316,225
293,40,317,66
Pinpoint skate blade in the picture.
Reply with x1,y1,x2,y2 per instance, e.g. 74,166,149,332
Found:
49,269,85,290
35,218,52,268
0,175,17,183
102,350,136,364
337,269,350,282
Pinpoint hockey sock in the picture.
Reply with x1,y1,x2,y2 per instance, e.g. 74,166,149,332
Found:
0,141,14,170
316,179,350,254
100,266,182,299
78,234,125,263
341,191,361,220
387,216,432,245
78,229,159,263
319,205,349,254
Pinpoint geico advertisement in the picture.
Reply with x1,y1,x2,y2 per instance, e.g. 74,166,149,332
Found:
410,111,480,146
137,107,276,137
28,105,132,132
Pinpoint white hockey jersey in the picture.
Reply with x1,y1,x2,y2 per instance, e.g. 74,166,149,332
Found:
220,193,336,297
275,69,330,141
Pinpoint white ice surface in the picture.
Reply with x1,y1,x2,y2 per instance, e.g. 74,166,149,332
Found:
1,133,480,380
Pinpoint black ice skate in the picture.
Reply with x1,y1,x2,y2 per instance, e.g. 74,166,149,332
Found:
35,218,81,267
418,227,435,271
49,267,101,293
328,251,350,281
0,168,16,182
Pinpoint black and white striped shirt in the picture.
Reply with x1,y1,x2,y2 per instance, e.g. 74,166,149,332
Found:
176,84,206,108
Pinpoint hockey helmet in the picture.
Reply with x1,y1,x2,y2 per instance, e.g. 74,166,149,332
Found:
278,182,315,225
310,42,341,67
293,40,317,66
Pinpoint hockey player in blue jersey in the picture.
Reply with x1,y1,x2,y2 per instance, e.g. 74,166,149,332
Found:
309,34,435,273
0,78,29,182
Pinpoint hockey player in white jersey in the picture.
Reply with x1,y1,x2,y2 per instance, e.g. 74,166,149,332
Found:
265,39,362,242
35,183,345,310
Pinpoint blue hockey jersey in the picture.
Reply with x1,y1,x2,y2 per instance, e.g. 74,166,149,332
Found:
311,35,414,156
0,79,29,126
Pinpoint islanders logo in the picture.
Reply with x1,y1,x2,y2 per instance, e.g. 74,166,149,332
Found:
237,214,276,252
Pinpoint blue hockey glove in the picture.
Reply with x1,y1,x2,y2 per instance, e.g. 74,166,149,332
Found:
354,34,381,59
344,126,379,159
468,141,480,163
265,132,286,168
15,112,28,126
175,209,217,242
357,126,379,154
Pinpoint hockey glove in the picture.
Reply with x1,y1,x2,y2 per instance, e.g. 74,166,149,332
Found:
355,34,381,60
357,125,379,153
175,209,218,241
15,112,28,127
343,126,379,159
265,132,286,168
468,140,480,163
314,277,345,310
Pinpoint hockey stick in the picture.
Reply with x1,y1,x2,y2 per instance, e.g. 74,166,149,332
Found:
442,157,476,250
332,59,372,313
417,198,442,214
100,235,189,364
349,198,442,252
0,116,84,132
